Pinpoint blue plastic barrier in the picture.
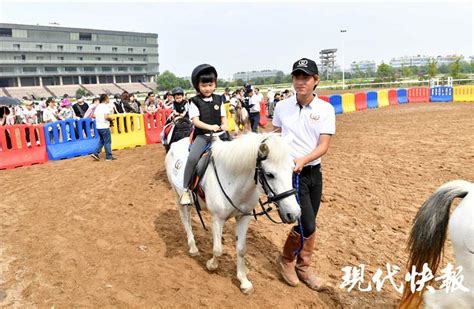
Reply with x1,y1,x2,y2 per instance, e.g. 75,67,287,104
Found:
43,118,99,160
430,86,453,103
397,89,408,104
366,91,378,109
329,94,343,115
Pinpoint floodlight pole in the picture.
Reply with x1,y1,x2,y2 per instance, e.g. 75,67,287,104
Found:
340,29,347,90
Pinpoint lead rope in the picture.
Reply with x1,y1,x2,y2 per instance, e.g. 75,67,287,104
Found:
293,173,304,256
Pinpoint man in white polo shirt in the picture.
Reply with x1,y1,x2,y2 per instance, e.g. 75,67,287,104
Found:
273,57,335,291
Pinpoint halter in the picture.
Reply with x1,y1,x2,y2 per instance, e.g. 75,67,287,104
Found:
254,146,297,208
210,137,304,255
211,138,296,221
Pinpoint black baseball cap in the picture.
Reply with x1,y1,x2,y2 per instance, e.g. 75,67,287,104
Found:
291,58,319,76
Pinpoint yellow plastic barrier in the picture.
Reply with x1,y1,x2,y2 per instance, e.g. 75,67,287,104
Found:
342,93,356,113
377,89,389,107
109,114,147,151
454,85,474,102
224,103,236,132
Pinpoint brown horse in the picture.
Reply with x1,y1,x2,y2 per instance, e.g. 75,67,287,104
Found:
229,97,250,136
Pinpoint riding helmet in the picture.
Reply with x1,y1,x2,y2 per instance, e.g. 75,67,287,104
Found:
171,87,184,96
191,64,218,91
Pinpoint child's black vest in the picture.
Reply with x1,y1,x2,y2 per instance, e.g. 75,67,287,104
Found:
173,100,188,115
191,94,222,137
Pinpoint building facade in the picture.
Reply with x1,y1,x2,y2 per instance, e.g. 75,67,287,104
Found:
350,60,376,73
389,55,429,68
435,55,464,66
0,23,159,88
232,70,280,81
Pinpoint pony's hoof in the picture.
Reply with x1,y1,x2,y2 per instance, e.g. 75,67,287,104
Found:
189,248,199,257
206,259,218,271
240,282,254,295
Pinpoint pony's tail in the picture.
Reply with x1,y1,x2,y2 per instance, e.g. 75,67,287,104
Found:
399,180,471,309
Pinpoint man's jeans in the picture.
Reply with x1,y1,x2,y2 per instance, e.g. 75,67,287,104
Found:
249,112,260,133
95,128,112,159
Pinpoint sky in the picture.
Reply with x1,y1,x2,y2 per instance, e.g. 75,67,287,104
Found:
0,1,472,79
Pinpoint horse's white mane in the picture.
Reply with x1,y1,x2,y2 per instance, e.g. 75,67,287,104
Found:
211,133,290,173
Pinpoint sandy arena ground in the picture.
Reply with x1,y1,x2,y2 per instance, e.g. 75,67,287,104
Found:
1,102,473,308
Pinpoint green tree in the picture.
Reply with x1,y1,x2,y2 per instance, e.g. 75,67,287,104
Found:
274,71,284,84
156,70,192,91
156,71,179,91
178,78,191,90
459,61,471,73
217,79,229,88
76,88,86,98
427,59,438,78
401,66,413,78
353,65,363,78
366,67,375,78
231,79,245,87
283,74,293,83
376,63,394,82
438,64,449,74
449,59,461,79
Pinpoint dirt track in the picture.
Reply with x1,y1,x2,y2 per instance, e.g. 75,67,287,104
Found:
1,102,473,308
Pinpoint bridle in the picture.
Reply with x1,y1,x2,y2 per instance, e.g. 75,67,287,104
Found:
207,137,304,255
211,138,297,222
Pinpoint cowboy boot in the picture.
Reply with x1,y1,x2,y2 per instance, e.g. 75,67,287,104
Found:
296,231,325,291
277,229,301,286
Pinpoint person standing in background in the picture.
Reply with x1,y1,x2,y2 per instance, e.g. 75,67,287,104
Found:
73,96,89,118
90,94,117,162
247,87,260,133
22,100,40,146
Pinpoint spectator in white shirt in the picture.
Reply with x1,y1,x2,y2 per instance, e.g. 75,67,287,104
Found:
43,97,60,142
90,94,117,161
247,87,261,133
22,100,40,146
43,98,59,123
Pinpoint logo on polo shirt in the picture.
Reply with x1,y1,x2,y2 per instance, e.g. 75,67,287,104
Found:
175,159,183,170
298,59,308,67
214,104,219,110
309,113,320,121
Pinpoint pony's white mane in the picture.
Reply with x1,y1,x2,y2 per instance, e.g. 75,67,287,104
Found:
211,133,290,173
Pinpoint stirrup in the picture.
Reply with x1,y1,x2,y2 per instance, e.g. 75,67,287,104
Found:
180,191,192,205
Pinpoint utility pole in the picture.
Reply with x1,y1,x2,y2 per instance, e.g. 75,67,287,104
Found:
340,29,347,90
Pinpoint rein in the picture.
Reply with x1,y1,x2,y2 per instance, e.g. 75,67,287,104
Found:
201,137,305,255
211,156,253,216
211,138,297,222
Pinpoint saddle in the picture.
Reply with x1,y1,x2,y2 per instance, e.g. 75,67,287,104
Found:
162,117,192,152
189,132,232,200
189,151,211,200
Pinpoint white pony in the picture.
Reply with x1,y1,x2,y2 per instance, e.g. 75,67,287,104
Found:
399,180,474,308
165,133,301,294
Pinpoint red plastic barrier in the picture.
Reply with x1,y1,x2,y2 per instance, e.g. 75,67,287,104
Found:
319,95,330,103
259,100,268,127
354,92,367,111
0,124,48,169
144,109,171,144
388,89,398,105
408,87,430,103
